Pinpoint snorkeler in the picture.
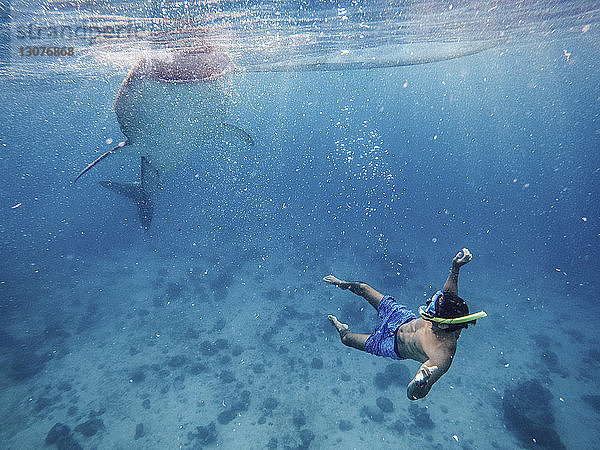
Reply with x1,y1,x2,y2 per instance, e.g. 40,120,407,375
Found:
324,248,486,400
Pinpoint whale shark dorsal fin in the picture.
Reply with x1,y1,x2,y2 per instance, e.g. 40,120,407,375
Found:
74,141,129,183
217,123,254,146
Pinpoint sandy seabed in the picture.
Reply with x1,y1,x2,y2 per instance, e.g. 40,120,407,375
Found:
1,246,597,449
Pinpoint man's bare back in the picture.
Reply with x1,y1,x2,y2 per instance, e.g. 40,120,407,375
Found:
324,248,478,400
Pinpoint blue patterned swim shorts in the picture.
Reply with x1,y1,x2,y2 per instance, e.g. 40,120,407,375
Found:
364,295,416,360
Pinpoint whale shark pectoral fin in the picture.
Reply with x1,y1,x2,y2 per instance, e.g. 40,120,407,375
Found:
217,123,255,146
99,180,153,230
74,141,129,183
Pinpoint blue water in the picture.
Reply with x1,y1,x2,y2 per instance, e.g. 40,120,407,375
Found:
1,1,600,449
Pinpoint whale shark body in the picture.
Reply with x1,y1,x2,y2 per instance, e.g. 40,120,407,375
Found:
75,49,253,229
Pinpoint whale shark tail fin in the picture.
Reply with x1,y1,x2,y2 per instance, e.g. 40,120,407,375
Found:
99,180,153,230
99,157,158,230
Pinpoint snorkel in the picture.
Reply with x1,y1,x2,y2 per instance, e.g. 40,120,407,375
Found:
419,291,487,325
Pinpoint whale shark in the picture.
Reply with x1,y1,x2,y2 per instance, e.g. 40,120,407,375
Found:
75,38,492,229
74,48,254,229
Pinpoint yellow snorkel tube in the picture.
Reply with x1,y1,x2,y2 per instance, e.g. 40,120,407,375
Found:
418,306,488,324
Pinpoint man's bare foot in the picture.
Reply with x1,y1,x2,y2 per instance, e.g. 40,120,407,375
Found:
323,275,346,287
328,314,349,337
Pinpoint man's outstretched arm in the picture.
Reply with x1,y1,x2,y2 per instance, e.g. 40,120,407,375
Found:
406,357,451,400
442,248,472,296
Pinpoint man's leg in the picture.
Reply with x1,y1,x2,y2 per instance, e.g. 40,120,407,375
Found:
323,275,384,310
328,315,370,351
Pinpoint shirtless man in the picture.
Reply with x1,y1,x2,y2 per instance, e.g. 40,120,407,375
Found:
324,248,486,400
